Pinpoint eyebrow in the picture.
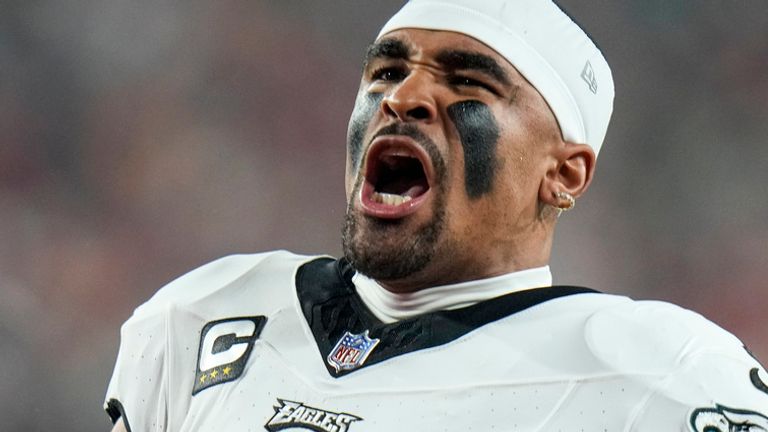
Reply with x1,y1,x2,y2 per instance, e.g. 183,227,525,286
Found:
362,39,513,88
363,38,412,68
435,49,512,87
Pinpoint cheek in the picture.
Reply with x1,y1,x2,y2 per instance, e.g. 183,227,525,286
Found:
346,92,383,173
447,100,501,199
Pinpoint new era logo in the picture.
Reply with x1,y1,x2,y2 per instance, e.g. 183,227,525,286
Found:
581,61,598,94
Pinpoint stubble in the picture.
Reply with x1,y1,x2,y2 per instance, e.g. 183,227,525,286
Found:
341,124,447,281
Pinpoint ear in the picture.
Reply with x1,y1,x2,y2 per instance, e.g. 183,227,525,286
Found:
538,143,596,207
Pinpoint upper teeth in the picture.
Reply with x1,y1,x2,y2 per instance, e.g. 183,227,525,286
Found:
372,192,412,206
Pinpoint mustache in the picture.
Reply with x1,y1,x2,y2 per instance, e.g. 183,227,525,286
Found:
370,123,433,148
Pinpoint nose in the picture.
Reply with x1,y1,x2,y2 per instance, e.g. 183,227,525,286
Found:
381,71,438,123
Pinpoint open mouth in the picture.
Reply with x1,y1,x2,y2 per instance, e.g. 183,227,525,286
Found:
359,136,433,219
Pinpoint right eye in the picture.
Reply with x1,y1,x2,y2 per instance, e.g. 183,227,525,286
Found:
371,67,407,82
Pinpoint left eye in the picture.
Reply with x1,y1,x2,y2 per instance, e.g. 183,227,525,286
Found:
449,76,493,92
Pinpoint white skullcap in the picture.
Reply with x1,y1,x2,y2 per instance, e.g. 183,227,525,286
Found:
377,0,614,155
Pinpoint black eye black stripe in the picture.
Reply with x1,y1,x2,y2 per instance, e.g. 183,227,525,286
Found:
348,92,384,170
447,100,500,199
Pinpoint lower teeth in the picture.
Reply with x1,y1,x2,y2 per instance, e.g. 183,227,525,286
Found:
372,192,412,206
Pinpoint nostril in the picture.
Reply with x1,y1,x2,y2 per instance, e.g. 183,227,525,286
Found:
407,106,431,120
381,101,397,118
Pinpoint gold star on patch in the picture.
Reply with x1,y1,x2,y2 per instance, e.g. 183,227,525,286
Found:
222,366,232,376
210,369,219,378
199,374,207,383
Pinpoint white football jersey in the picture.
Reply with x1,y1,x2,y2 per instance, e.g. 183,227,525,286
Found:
105,251,768,432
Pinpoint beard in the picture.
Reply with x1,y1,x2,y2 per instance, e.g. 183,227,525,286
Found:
341,123,447,281
341,196,446,281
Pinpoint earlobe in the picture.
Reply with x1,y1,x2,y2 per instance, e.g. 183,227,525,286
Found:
538,143,596,209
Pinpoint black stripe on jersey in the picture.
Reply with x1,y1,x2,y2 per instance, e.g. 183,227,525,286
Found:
296,257,600,378
751,368,768,397
744,346,768,397
106,399,133,432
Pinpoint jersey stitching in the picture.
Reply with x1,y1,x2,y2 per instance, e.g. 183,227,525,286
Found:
533,380,578,432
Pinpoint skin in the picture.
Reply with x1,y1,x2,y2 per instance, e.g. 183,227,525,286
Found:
110,419,127,432
343,29,596,293
347,92,385,171
107,28,596,430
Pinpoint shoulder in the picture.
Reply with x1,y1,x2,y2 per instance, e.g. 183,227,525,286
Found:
106,251,328,428
585,300,768,429
124,250,325,327
140,250,322,310
585,298,745,373
582,297,768,427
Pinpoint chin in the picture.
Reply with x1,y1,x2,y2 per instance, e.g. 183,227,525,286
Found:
341,210,444,282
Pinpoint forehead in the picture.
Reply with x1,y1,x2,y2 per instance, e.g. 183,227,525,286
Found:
371,29,511,66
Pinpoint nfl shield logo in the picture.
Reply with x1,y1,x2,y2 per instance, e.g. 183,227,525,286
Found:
327,330,380,372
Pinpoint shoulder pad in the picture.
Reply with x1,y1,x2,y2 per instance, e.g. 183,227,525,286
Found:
585,299,744,374
131,250,318,319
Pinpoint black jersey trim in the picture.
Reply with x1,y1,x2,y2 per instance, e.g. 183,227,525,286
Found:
750,368,768,397
105,399,133,432
296,257,600,377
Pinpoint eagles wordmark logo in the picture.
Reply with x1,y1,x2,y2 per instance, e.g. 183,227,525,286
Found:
265,399,361,432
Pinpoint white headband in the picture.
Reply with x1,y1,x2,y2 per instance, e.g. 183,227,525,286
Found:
378,0,614,155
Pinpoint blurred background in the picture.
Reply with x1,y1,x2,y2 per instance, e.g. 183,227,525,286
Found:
0,1,766,430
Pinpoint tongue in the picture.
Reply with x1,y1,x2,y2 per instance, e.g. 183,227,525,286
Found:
403,184,427,198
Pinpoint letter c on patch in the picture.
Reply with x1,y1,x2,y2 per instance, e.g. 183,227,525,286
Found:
193,316,267,395
200,319,257,370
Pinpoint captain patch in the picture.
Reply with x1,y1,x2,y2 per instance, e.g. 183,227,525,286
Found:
193,316,267,395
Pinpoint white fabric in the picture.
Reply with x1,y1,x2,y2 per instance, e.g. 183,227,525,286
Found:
105,251,768,431
378,0,615,155
353,265,552,323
